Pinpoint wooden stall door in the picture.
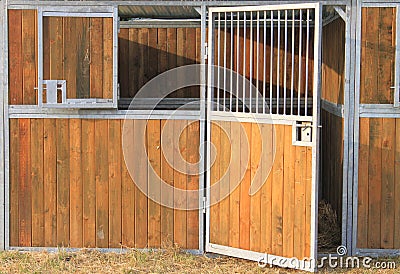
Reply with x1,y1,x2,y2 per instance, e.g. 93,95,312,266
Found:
205,3,321,272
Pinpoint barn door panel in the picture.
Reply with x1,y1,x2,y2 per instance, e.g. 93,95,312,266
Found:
205,4,322,271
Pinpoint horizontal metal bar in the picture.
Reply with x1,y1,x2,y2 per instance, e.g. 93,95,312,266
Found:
120,19,201,28
209,3,318,13
362,2,399,7
43,11,113,17
9,246,203,255
210,110,313,124
321,99,344,117
359,104,400,117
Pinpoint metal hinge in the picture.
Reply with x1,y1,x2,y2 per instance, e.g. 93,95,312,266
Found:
118,17,121,33
204,43,208,60
202,197,207,213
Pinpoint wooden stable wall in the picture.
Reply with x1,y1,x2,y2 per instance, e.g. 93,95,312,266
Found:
9,118,199,250
118,27,201,98
357,7,400,249
8,10,114,104
209,121,312,259
320,17,345,226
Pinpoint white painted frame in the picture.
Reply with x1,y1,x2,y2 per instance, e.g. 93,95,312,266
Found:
205,3,322,272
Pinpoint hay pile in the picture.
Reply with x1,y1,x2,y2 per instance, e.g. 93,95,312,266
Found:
318,200,341,251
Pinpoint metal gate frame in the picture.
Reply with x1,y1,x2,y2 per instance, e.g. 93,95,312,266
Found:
204,3,322,272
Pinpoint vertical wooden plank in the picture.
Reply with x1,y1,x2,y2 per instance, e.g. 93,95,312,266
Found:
160,120,174,247
75,17,91,99
283,125,295,257
174,120,187,248
121,120,135,247
118,29,129,98
49,17,64,81
82,119,96,247
69,119,83,247
210,121,220,244
271,125,284,255
368,118,382,248
103,17,114,99
8,10,23,105
31,119,44,247
239,123,251,250
229,122,240,248
147,120,161,248
90,18,104,98
219,121,230,247
394,119,400,249
109,120,122,248
18,119,31,247
56,119,70,247
128,28,139,97
134,120,148,248
176,28,186,98
186,121,199,249
148,29,158,82
250,123,261,252
158,28,168,75
294,145,306,258
260,123,273,253
304,147,312,257
22,10,37,105
9,119,19,246
185,28,197,98
63,17,77,99
95,120,109,248
381,118,395,248
138,29,149,91
43,119,57,247
167,28,177,98
358,119,370,249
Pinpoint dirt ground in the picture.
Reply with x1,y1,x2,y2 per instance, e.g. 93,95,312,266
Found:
0,248,398,273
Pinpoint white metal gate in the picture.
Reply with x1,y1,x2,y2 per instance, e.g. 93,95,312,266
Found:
205,3,322,271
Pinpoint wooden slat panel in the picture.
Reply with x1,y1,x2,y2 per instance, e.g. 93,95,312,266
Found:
69,119,83,247
174,120,188,248
118,29,129,98
90,18,104,99
95,120,109,248
219,121,230,247
294,145,306,258
103,17,114,99
160,120,174,246
250,123,261,252
31,119,44,247
109,120,122,247
368,118,382,248
63,17,77,99
48,17,64,83
76,18,91,98
8,10,23,105
9,119,20,246
358,118,370,248
128,29,139,97
239,123,251,250
229,122,241,249
167,28,177,98
56,119,70,246
186,121,199,249
82,119,96,247
148,29,158,83
22,10,36,105
43,119,57,246
305,147,312,257
134,120,148,248
210,122,220,244
147,120,161,248
395,119,400,249
138,29,149,90
18,119,31,247
121,120,135,247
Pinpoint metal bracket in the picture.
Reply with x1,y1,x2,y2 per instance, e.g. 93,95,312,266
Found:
292,121,313,146
202,197,207,213
334,6,346,21
204,42,208,60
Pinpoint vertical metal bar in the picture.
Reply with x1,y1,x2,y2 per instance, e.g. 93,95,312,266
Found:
236,11,240,112
283,10,288,115
270,10,274,114
263,11,266,114
305,9,310,116
249,11,253,113
291,9,295,115
298,9,302,115
395,6,400,107
199,4,207,254
230,12,233,111
38,8,44,107
276,10,280,114
256,11,260,113
310,4,322,270
223,12,227,111
217,12,221,111
242,11,247,113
